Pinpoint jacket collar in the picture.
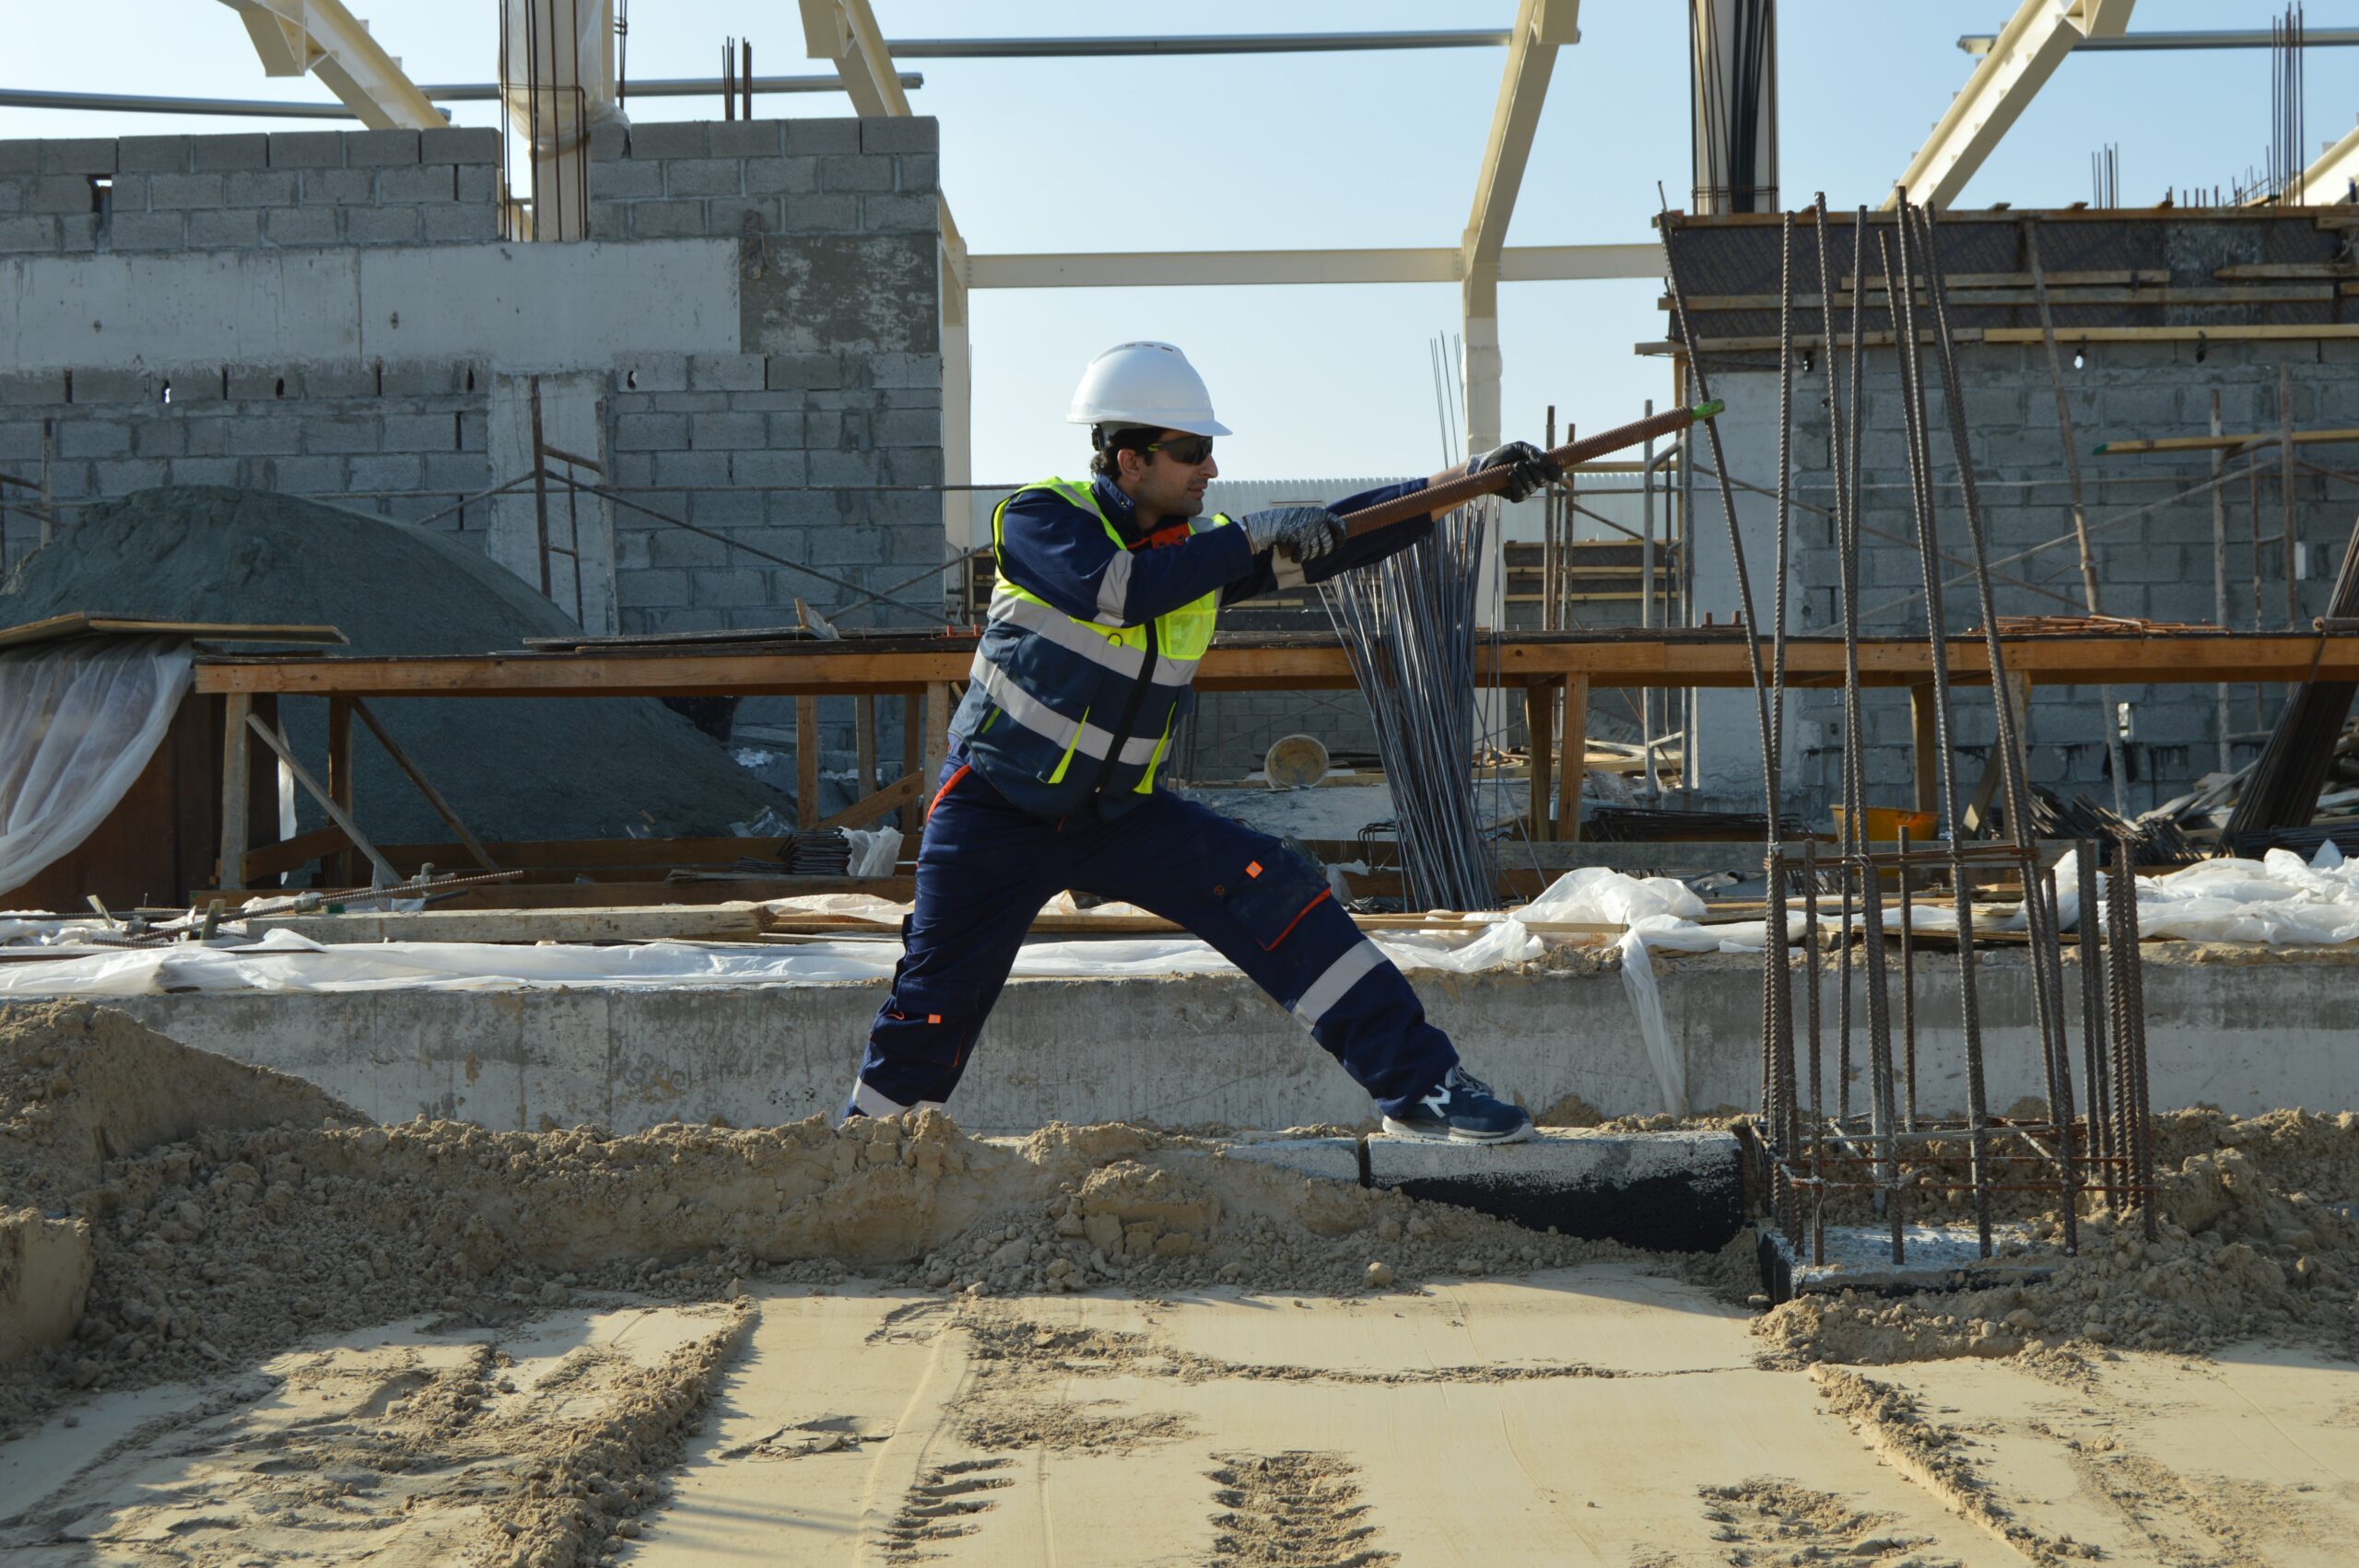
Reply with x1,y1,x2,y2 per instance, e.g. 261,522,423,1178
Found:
1091,473,1140,537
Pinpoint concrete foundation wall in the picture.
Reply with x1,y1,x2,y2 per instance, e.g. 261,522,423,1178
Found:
0,122,945,657
1691,335,2355,814
94,952,2354,1134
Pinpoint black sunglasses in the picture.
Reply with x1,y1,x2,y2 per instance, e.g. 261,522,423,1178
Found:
1145,435,1215,464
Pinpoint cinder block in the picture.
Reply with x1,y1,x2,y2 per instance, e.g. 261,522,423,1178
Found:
221,170,299,207
423,451,491,490
0,141,37,174
0,181,19,218
350,453,424,490
89,458,170,497
858,117,936,155
147,172,224,210
652,450,732,487
724,390,798,413
62,208,105,251
423,204,499,243
269,454,346,492
108,212,186,251
0,216,57,253
0,370,65,404
264,206,338,245
862,193,935,232
40,138,117,175
708,121,785,158
706,197,779,236
764,411,809,448
268,132,346,170
303,414,380,453
160,367,226,404
867,353,939,390
225,415,304,456
57,420,134,458
186,208,262,250
690,411,769,450
379,361,466,398
687,353,768,392
664,157,745,196
133,418,189,456
874,407,940,447
648,527,729,568
614,412,687,451
744,156,820,195
807,522,883,564
420,126,501,166
630,200,710,239
192,134,270,171
346,205,422,245
628,122,709,160
381,410,458,449
590,157,665,199
346,130,421,166
691,568,774,611
781,193,859,232
783,120,861,157
300,167,375,205
616,567,689,607
689,486,765,526
651,392,730,414
587,201,632,240
377,163,457,204
117,135,192,174
897,153,938,193
26,176,96,215
166,457,243,486
0,419,42,460
455,165,499,205
818,155,894,193
587,123,629,162
809,449,880,486
882,448,943,486
731,449,805,486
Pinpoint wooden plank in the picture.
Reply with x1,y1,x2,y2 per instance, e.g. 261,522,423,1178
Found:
325,696,355,888
1837,269,2167,289
1562,674,1589,842
1910,684,1941,819
855,695,878,798
1638,329,1986,356
348,698,500,872
0,614,346,652
194,876,917,910
901,691,924,835
795,695,820,830
217,693,252,892
246,903,769,945
922,684,954,804
1985,323,2359,345
241,824,352,883
244,713,401,887
2216,263,2359,280
1669,284,2318,310
2095,426,2359,455
816,770,924,833
1524,680,1555,841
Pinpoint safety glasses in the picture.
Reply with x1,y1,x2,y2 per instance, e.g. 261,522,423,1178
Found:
1146,434,1215,464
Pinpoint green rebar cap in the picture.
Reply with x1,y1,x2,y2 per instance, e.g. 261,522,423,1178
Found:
1692,399,1725,420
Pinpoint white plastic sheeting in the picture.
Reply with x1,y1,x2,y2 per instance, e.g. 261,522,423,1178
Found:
0,638,194,899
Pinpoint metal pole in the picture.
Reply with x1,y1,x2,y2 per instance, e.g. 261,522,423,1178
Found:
530,376,553,597
2212,390,2233,774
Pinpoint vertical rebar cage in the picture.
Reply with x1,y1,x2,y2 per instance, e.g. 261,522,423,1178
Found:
499,0,613,240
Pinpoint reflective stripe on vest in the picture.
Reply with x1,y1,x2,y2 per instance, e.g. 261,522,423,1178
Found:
985,586,1202,687
968,652,1165,767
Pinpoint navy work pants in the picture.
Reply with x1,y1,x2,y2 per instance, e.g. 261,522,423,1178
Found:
851,762,1459,1119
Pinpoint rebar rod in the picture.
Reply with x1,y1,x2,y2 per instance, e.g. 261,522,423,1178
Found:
1885,207,1995,1258
1897,823,1919,1130
2077,842,2113,1191
1916,201,2079,1253
1760,212,1798,1164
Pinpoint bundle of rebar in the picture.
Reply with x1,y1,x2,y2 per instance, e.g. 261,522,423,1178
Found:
2224,514,2359,846
1319,502,1498,912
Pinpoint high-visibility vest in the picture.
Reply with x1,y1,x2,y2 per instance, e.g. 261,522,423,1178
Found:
950,477,1226,818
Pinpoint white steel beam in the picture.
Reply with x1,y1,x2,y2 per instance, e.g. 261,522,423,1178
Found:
964,243,1655,290
2301,119,2359,206
215,0,441,131
1886,0,2136,211
1461,0,1579,455
797,0,913,117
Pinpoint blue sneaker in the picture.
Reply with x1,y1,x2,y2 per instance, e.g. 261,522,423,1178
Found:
1380,1067,1534,1144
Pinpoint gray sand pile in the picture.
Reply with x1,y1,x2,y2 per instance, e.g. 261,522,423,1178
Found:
0,486,786,848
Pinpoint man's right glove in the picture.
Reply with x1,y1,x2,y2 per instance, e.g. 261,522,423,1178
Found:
1239,506,1344,562
1469,440,1564,505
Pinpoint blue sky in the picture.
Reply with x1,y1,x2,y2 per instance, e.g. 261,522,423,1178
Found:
6,2,2353,480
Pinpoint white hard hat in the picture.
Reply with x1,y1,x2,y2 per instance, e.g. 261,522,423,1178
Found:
1066,341,1231,437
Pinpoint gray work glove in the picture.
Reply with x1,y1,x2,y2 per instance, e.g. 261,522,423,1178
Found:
1239,505,1344,562
1469,439,1564,504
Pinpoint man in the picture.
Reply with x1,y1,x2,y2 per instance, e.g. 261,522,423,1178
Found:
847,342,1559,1141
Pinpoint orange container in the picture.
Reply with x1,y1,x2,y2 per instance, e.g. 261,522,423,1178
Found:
1829,805,1939,844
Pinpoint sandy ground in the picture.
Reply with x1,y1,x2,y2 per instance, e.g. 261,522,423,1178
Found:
6,1001,2359,1564
7,1272,2357,1566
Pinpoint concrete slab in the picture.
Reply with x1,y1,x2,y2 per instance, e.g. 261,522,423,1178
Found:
1760,1223,2055,1304
1225,1129,1750,1255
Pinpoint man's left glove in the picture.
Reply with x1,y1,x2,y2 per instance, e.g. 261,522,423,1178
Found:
1239,506,1345,562
1469,440,1565,505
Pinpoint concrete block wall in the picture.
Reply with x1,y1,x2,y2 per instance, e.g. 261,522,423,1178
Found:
0,128,502,254
1695,335,2356,816
0,120,947,669
0,360,493,562
585,116,937,240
